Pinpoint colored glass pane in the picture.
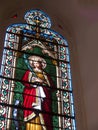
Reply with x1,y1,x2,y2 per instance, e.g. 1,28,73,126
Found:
0,9,76,130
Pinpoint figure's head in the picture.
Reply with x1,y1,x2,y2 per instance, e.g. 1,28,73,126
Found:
28,55,46,69
33,61,42,68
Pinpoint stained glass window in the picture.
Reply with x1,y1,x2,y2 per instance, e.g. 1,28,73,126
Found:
0,9,76,130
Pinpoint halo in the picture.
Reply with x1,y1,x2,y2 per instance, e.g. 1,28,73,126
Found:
28,55,47,69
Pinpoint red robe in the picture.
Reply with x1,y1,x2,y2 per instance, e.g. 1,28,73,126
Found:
22,70,55,129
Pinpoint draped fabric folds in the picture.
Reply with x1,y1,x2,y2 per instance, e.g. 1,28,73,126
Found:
22,70,55,130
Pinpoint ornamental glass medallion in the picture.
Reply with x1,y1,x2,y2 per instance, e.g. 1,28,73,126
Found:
0,10,76,130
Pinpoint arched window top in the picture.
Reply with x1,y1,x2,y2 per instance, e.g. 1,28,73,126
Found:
24,9,52,28
0,9,76,130
6,9,68,47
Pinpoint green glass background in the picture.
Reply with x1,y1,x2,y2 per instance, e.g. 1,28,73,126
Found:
11,46,59,129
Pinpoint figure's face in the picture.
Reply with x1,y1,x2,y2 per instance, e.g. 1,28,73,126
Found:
33,61,42,69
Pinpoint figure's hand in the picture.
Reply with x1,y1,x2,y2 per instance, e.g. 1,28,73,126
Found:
31,77,43,83
35,78,43,83
32,78,43,83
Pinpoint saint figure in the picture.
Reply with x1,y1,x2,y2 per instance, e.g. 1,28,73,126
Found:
22,55,55,130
